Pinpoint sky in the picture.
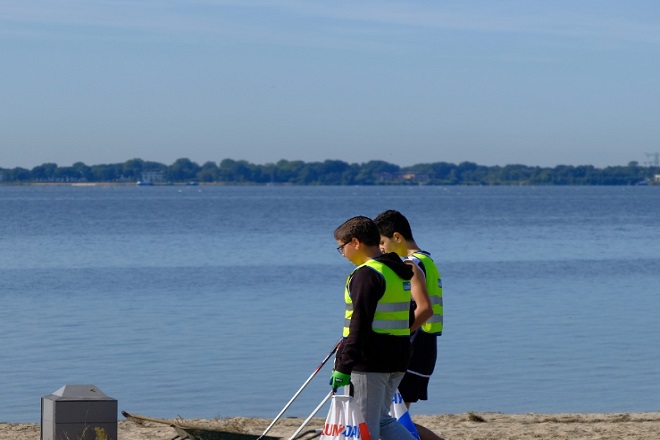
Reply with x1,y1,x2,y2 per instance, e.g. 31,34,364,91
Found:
2,1,660,169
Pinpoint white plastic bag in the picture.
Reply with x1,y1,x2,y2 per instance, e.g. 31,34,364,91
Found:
320,394,372,440
390,389,421,440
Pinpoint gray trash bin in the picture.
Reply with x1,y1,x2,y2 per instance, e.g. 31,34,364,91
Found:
41,384,118,440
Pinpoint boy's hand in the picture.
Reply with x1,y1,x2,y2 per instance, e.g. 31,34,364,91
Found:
329,370,351,390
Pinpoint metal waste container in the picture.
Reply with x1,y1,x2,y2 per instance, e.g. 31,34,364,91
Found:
41,384,118,440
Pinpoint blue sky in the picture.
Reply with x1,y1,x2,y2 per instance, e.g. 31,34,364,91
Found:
2,1,660,168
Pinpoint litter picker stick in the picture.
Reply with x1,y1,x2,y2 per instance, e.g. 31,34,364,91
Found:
257,338,342,440
288,390,333,440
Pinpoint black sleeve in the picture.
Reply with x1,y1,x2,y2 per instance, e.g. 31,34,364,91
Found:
335,266,384,374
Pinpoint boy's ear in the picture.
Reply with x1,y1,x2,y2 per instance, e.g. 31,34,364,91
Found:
392,232,403,243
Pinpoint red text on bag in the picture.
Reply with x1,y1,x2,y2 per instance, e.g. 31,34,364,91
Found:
323,424,346,437
323,423,371,439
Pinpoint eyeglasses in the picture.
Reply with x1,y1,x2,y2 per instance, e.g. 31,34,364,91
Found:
336,240,352,254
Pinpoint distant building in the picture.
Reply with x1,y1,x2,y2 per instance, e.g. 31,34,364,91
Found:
655,174,660,183
139,171,165,184
378,172,430,184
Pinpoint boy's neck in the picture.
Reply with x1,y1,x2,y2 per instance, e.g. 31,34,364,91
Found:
355,246,382,265
405,240,421,256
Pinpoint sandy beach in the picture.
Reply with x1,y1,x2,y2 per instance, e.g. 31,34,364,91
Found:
4,412,660,440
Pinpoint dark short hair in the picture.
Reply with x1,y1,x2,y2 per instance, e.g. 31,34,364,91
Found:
374,210,414,241
334,216,380,246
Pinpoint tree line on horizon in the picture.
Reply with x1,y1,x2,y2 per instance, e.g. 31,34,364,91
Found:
0,158,658,186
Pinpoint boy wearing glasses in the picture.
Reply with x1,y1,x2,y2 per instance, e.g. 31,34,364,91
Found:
330,215,420,440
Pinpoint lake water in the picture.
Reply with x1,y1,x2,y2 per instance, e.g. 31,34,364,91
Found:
1,185,659,423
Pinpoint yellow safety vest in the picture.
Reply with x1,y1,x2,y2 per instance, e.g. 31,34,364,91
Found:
410,252,443,335
343,259,411,337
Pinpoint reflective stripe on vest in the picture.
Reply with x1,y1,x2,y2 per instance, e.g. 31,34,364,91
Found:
410,252,443,334
343,259,411,337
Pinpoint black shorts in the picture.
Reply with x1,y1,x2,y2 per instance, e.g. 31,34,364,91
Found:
398,372,430,403
399,330,438,403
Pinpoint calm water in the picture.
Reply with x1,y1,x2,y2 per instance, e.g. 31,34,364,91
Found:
1,185,659,422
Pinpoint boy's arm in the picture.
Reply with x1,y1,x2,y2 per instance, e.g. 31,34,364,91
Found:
335,267,382,374
407,261,433,332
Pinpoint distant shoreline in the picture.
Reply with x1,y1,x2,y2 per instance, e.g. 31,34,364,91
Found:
1,181,660,187
2,158,659,186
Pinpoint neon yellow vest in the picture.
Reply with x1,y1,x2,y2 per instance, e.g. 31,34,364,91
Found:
343,259,411,337
410,252,443,334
